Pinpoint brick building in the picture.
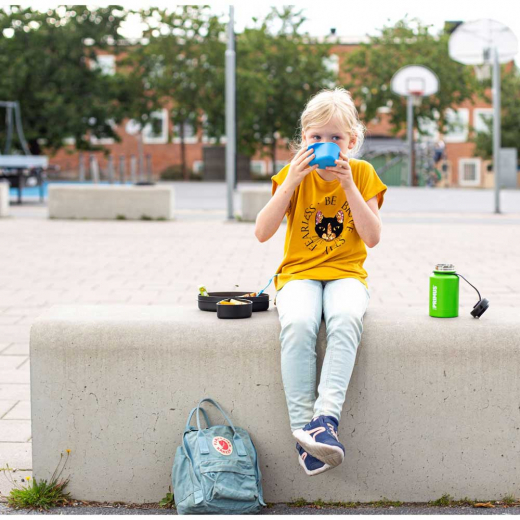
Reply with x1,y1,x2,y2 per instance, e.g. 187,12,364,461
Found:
48,33,517,188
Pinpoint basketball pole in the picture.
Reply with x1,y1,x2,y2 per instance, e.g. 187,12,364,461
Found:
225,5,236,220
407,95,414,187
492,46,501,214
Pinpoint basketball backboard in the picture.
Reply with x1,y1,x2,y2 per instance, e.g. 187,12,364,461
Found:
449,19,517,65
390,65,439,97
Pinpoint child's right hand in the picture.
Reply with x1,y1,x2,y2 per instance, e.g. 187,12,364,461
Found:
286,147,316,187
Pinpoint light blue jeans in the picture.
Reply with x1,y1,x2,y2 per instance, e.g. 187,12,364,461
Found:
275,278,371,431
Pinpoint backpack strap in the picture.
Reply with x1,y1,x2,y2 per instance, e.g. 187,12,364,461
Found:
185,406,211,431
181,431,204,504
195,397,248,457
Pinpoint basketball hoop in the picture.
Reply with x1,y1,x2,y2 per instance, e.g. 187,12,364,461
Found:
473,63,491,82
409,91,424,107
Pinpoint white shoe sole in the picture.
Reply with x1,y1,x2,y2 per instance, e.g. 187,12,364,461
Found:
298,454,332,476
293,429,345,467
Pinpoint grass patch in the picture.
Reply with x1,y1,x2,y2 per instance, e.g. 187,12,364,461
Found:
140,214,153,221
159,489,176,509
1,450,72,511
116,214,126,220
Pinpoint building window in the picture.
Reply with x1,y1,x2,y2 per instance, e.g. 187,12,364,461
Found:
94,54,116,76
192,160,204,175
251,160,268,176
459,158,481,187
417,114,439,141
143,109,168,144
444,108,469,143
473,108,493,135
268,160,288,174
323,54,339,76
172,121,198,144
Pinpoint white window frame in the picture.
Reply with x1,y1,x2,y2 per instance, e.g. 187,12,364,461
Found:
473,108,493,135
458,158,481,187
251,160,268,176
268,160,288,174
323,54,339,76
172,121,198,144
192,160,204,174
443,108,469,143
143,109,168,145
94,54,116,76
417,115,439,141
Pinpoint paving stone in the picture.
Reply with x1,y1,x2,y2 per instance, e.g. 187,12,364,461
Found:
0,345,29,356
0,371,30,384
0,421,31,442
0,442,32,469
0,357,28,371
3,401,30,421
0,469,32,499
0,386,30,401
0,401,17,419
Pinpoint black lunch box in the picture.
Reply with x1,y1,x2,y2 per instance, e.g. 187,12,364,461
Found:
198,292,270,312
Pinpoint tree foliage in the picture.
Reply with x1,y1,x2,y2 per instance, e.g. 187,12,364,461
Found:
470,65,520,162
342,16,483,137
132,6,226,179
236,7,336,173
0,6,130,155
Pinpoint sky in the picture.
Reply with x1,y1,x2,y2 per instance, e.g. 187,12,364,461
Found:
4,1,520,65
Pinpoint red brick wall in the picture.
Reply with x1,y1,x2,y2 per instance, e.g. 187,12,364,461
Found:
47,42,511,186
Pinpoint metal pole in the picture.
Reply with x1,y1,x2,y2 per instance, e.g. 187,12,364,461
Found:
407,95,414,187
130,155,137,184
119,155,125,184
138,132,145,183
107,155,114,184
146,154,152,183
79,153,85,182
225,5,236,220
492,46,501,214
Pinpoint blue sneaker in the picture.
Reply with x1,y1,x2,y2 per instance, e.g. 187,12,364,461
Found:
296,443,332,476
292,415,345,467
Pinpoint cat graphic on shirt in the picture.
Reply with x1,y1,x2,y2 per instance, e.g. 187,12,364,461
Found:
315,210,344,242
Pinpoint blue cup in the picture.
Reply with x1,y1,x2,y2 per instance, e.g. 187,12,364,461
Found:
307,142,341,169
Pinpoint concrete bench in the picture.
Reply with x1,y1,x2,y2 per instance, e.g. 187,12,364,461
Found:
238,185,271,222
30,304,519,504
0,181,9,217
48,185,174,220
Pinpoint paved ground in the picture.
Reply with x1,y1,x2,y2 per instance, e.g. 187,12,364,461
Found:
2,503,520,515
1,184,519,510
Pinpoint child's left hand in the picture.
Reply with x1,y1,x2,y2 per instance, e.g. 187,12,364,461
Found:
326,151,355,191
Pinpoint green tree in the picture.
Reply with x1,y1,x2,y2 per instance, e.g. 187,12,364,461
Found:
342,16,483,138
236,7,336,174
0,6,130,155
134,6,227,180
470,65,520,163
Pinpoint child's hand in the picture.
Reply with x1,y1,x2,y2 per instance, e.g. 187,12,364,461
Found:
325,151,355,190
287,147,316,187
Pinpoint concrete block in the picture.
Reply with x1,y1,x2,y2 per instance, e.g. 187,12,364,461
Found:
239,186,271,222
48,185,174,220
30,305,520,504
0,181,9,217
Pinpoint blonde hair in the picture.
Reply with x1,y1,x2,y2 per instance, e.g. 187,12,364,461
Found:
290,87,366,158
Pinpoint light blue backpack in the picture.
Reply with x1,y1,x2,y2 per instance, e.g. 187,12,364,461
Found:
172,397,267,515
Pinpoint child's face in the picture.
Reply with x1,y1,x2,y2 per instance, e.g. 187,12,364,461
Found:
302,116,357,156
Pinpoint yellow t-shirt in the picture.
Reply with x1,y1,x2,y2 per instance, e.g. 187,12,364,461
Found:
271,158,387,292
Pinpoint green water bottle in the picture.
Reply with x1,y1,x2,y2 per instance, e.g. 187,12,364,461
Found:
429,263,459,318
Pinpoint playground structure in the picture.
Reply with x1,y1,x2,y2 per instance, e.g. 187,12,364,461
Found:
0,101,48,203
360,137,445,187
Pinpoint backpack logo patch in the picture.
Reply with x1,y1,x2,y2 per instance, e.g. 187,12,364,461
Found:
213,436,233,455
